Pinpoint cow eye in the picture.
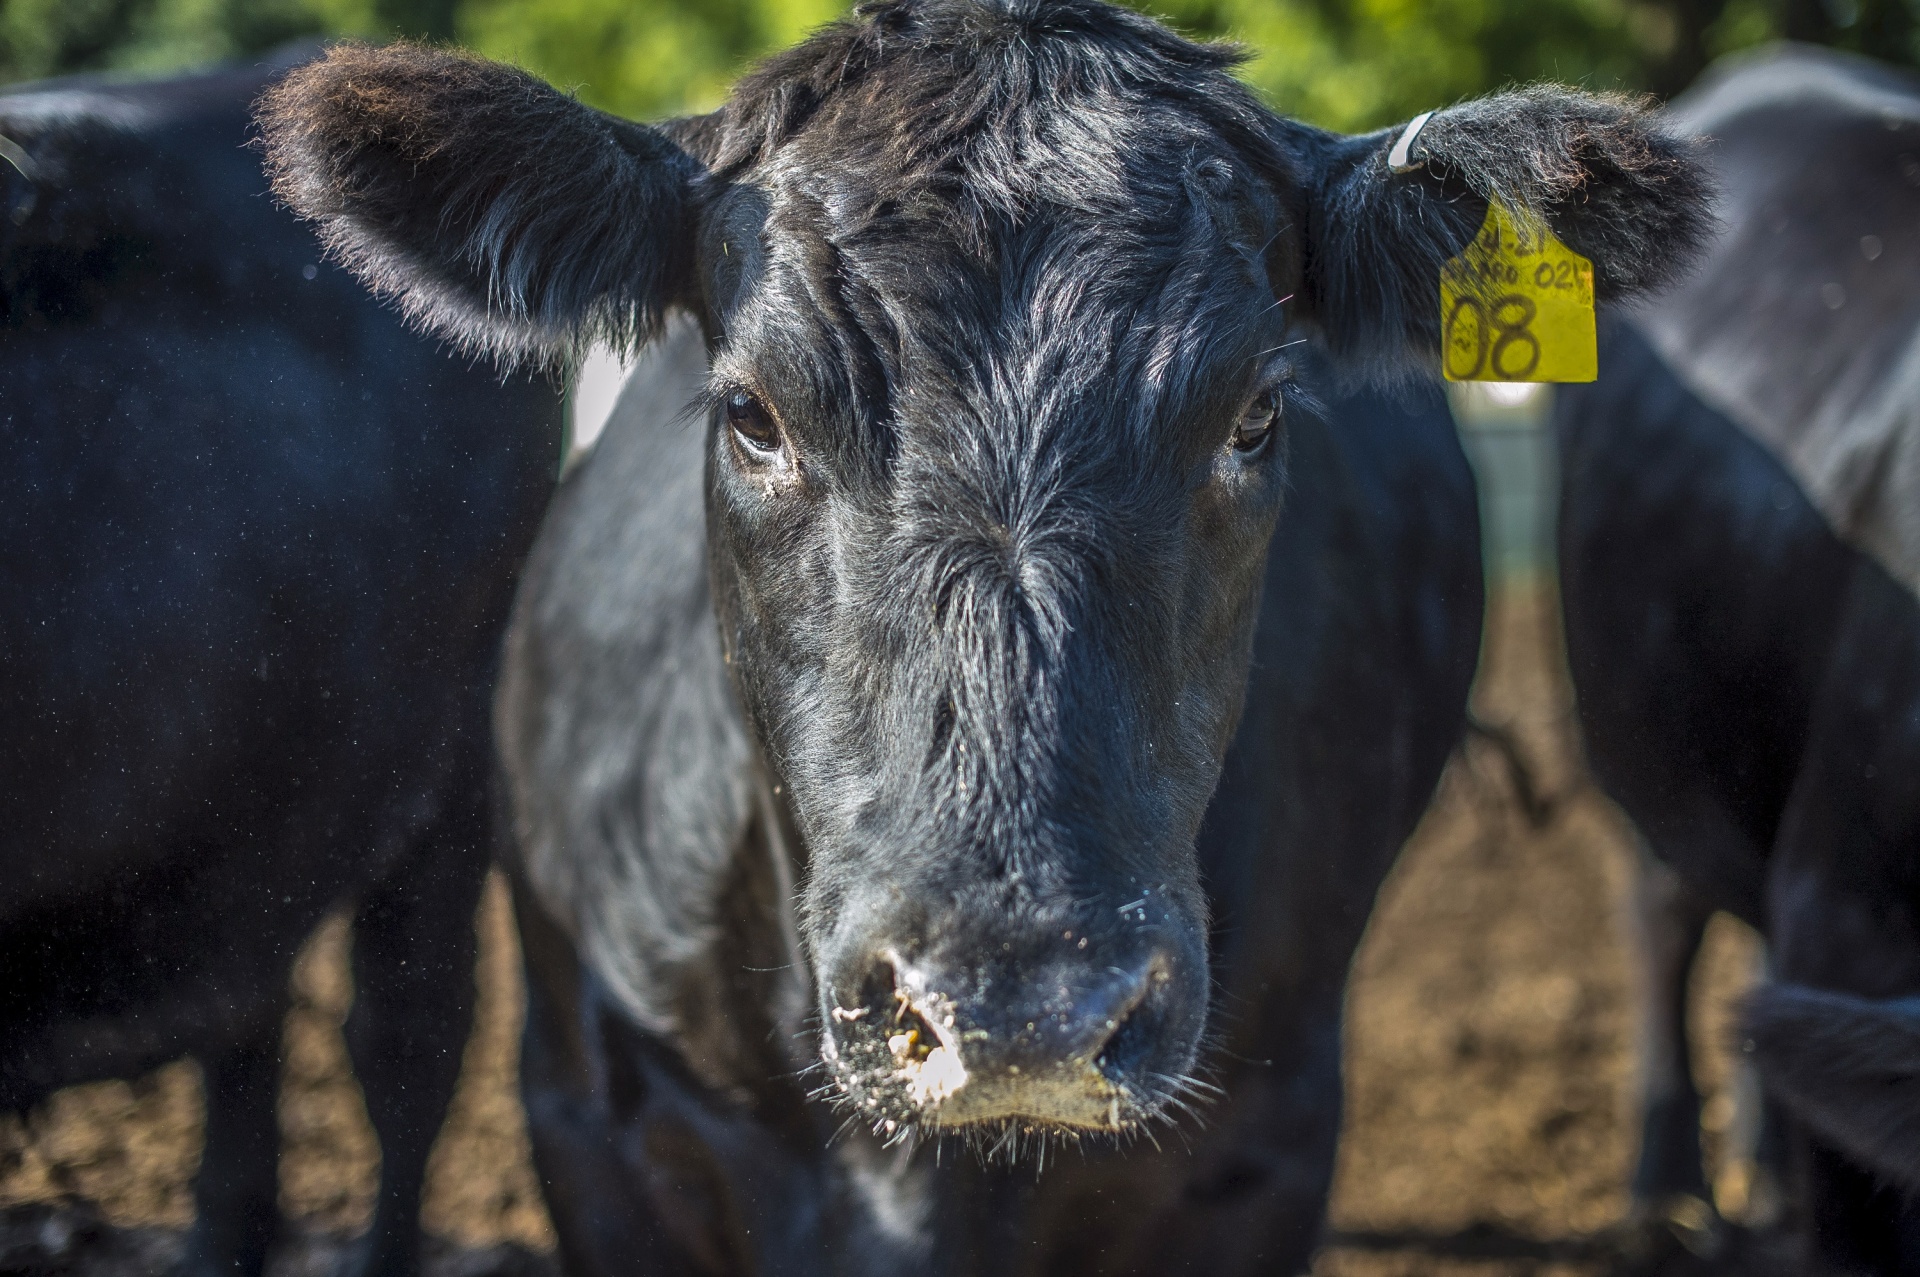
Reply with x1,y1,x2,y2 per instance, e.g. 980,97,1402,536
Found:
1232,386,1280,453
726,391,781,454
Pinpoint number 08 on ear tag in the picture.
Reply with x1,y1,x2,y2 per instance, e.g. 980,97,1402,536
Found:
1440,202,1596,382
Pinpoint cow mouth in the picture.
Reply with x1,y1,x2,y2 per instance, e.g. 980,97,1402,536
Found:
819,1056,1171,1157
821,978,1181,1149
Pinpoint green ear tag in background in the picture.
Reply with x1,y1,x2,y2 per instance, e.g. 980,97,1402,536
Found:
1440,202,1596,383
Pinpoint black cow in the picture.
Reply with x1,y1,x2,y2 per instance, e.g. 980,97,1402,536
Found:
258,2,1708,1270
1558,45,1920,1276
0,56,562,1277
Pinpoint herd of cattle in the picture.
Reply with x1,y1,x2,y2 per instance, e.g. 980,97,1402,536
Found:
1,1,1916,1273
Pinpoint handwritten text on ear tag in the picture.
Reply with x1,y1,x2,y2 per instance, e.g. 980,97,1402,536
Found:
1440,202,1596,383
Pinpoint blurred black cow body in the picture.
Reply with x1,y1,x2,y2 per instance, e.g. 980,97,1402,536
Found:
1559,46,1920,1275
258,1,1707,1270
0,57,562,1276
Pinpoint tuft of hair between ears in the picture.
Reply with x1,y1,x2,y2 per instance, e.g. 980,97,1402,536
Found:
256,43,700,368
1299,86,1715,382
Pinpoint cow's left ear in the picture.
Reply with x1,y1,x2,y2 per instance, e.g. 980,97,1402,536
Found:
1275,87,1713,379
258,43,700,366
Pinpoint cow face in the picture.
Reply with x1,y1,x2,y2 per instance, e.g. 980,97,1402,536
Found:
690,50,1298,1133
259,0,1708,1144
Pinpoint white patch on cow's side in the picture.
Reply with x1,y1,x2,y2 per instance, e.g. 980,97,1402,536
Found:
1480,381,1544,407
569,345,636,462
1671,45,1920,139
0,90,150,131
1650,294,1920,601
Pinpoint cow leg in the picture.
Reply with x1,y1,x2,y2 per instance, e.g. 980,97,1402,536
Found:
1759,674,1920,1276
1797,1142,1920,1276
1714,945,1790,1231
518,1017,664,1277
1128,995,1343,1276
182,1022,285,1277
1745,1090,1792,1226
1626,847,1716,1230
1199,1016,1345,1276
511,873,676,1277
341,793,488,1277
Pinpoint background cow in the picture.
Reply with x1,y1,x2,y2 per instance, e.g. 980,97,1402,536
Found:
0,55,563,1277
258,0,1707,1271
1558,45,1920,1275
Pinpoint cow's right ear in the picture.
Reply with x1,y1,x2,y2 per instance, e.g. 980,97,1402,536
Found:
258,44,700,365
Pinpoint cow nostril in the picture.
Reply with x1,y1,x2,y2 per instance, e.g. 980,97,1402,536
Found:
883,969,942,1064
1093,999,1151,1080
836,953,972,1108
851,957,897,1026
843,955,941,1064
888,997,940,1065
1093,965,1164,1081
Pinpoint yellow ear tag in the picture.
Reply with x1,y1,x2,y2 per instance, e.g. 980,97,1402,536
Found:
1439,201,1596,383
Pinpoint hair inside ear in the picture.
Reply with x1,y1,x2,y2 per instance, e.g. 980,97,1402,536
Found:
258,43,702,367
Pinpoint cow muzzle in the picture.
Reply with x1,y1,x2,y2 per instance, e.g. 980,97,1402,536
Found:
821,934,1200,1136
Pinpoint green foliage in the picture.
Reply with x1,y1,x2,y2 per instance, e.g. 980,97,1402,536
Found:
1,0,1914,130
459,0,843,119
0,0,449,83
1163,0,1651,131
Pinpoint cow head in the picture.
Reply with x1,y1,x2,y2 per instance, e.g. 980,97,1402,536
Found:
259,0,1706,1144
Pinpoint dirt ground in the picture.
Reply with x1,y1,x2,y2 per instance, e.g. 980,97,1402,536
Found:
0,582,1769,1275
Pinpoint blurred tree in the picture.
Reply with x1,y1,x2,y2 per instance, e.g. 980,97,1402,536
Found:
1780,0,1918,66
459,0,843,118
3,0,1917,128
1167,0,1651,131
1160,0,1895,126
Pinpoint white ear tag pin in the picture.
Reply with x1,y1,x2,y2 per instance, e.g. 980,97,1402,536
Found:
1387,110,1434,173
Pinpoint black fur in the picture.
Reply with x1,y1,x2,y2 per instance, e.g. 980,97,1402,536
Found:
1,61,311,325
1,57,562,1277
1745,983,1920,1189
